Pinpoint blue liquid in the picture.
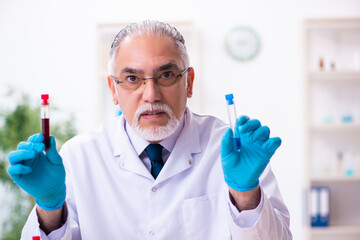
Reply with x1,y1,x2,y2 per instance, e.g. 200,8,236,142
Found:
342,115,353,123
345,169,354,177
233,137,241,152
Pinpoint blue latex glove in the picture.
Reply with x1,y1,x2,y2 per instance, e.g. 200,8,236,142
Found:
221,116,282,192
8,133,66,211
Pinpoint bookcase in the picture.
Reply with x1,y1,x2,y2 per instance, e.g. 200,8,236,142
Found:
303,19,360,240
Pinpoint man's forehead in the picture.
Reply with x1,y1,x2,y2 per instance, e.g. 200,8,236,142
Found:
114,35,184,73
115,34,180,59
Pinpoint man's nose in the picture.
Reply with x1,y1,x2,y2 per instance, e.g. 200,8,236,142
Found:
141,78,161,103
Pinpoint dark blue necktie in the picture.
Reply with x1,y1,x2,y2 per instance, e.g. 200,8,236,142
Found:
145,144,164,179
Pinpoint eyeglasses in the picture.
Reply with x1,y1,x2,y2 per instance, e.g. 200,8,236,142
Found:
112,67,190,91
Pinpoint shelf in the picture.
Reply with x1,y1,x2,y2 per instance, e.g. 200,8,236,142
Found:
310,123,360,132
309,225,360,235
308,71,360,83
306,18,360,30
311,176,360,183
304,19,360,240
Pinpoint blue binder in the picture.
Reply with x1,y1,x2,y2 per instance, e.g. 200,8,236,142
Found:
310,186,330,227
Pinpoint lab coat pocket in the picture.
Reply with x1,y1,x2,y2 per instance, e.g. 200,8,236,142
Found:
182,193,231,240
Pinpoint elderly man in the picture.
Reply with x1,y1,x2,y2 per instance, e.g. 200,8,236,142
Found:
8,20,292,239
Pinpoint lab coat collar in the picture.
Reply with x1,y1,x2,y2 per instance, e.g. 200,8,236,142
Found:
155,108,202,184
113,117,153,179
124,113,185,156
113,108,202,182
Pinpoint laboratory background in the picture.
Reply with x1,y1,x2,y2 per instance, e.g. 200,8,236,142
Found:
0,0,360,239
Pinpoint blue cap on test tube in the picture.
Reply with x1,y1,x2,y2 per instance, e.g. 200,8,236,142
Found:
225,93,241,151
225,94,234,105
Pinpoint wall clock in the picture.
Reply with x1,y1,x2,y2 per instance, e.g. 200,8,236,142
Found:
225,26,261,61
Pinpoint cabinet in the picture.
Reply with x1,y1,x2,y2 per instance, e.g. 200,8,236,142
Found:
304,19,360,240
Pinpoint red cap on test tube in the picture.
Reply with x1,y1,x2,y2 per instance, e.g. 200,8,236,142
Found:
41,94,49,104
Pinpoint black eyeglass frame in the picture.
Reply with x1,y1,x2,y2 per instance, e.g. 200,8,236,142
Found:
111,67,190,87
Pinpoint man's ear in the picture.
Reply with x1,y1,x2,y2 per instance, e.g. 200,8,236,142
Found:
107,75,119,105
186,67,195,98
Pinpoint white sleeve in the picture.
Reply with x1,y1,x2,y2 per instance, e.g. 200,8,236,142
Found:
226,187,264,228
226,165,292,239
20,203,72,240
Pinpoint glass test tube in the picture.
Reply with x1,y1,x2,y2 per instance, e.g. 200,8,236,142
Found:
225,94,241,152
41,94,50,151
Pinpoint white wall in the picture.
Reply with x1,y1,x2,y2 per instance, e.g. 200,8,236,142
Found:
1,0,359,238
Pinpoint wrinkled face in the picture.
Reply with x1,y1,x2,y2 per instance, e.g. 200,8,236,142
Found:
107,34,194,141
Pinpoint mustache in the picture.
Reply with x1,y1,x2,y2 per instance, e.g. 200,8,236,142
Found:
134,103,173,120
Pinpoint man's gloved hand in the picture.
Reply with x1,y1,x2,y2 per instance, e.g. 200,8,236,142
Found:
8,133,66,211
221,116,282,192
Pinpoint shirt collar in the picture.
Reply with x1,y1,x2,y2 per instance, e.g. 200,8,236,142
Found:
125,112,186,156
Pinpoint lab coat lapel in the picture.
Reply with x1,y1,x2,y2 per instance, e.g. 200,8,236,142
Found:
156,109,202,184
113,117,154,180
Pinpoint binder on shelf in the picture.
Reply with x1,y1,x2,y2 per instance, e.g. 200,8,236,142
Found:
310,186,330,227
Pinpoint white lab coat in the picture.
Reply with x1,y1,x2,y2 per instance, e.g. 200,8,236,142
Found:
21,109,292,240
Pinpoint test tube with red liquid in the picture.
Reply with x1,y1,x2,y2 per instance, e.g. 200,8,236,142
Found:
41,94,50,151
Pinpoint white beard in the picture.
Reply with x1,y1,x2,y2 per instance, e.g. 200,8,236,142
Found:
131,103,179,142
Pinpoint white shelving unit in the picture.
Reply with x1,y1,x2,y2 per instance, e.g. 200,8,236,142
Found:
304,19,360,240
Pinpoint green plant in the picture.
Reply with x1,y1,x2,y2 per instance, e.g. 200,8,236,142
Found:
0,92,76,239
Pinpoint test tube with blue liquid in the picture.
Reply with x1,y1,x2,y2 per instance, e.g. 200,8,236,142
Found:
225,94,241,152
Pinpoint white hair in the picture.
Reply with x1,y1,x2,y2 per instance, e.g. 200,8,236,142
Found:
108,20,190,75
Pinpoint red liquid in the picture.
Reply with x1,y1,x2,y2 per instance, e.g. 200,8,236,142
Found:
42,118,50,150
